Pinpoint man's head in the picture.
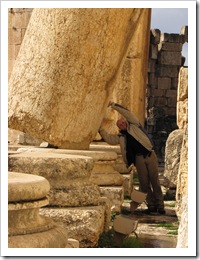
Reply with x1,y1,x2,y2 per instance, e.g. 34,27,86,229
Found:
116,119,127,130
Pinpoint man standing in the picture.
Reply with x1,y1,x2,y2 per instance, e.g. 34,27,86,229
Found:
99,101,165,214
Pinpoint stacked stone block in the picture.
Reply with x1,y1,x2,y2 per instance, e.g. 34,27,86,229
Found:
8,8,33,79
8,149,111,248
146,26,188,165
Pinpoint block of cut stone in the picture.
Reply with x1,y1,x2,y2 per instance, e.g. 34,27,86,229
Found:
48,184,101,207
158,51,182,66
8,152,94,188
131,189,147,203
158,42,182,52
113,214,138,235
122,172,133,197
157,65,179,78
40,205,106,248
90,171,124,186
100,186,124,213
161,33,182,43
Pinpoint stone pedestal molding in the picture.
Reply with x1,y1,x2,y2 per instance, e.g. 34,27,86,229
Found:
8,172,69,248
8,149,111,247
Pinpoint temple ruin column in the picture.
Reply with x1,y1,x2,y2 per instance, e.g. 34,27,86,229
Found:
103,8,151,131
8,8,145,149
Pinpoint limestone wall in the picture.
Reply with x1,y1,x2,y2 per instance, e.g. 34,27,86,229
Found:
146,27,188,164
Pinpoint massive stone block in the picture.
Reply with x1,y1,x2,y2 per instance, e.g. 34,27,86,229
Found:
164,129,184,186
8,8,143,149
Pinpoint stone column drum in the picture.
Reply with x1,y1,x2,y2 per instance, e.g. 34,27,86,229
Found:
8,151,110,247
8,8,141,149
8,172,68,248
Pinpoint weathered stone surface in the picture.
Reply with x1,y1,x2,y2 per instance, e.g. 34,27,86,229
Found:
8,152,94,188
8,8,140,149
160,33,183,43
8,171,50,202
8,171,69,248
149,44,158,59
48,184,101,207
52,148,118,161
175,125,188,248
158,42,183,52
40,206,105,248
113,8,151,126
90,160,124,186
92,160,115,173
150,29,161,44
176,195,188,248
17,146,118,161
158,51,182,66
9,203,53,236
99,197,112,232
180,26,188,43
177,67,188,129
157,65,179,78
100,186,124,212
9,224,68,248
122,172,134,197
177,67,188,101
177,99,188,129
90,171,124,186
164,129,184,186
90,143,121,154
176,127,188,218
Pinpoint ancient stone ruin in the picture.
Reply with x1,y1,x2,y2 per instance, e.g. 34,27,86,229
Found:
8,8,188,249
8,171,70,247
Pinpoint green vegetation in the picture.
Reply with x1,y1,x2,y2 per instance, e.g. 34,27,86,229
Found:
96,228,115,248
155,221,178,235
167,203,176,208
122,236,144,248
167,231,178,235
96,228,144,248
133,175,139,183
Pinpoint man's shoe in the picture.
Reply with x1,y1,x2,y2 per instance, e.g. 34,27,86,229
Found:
157,208,166,214
142,208,157,214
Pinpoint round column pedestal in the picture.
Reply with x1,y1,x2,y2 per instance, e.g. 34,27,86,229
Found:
8,172,68,248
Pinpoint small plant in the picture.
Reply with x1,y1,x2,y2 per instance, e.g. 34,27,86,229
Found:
96,228,115,248
122,236,144,248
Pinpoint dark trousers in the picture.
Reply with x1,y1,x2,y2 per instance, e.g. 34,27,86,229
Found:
135,151,164,209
